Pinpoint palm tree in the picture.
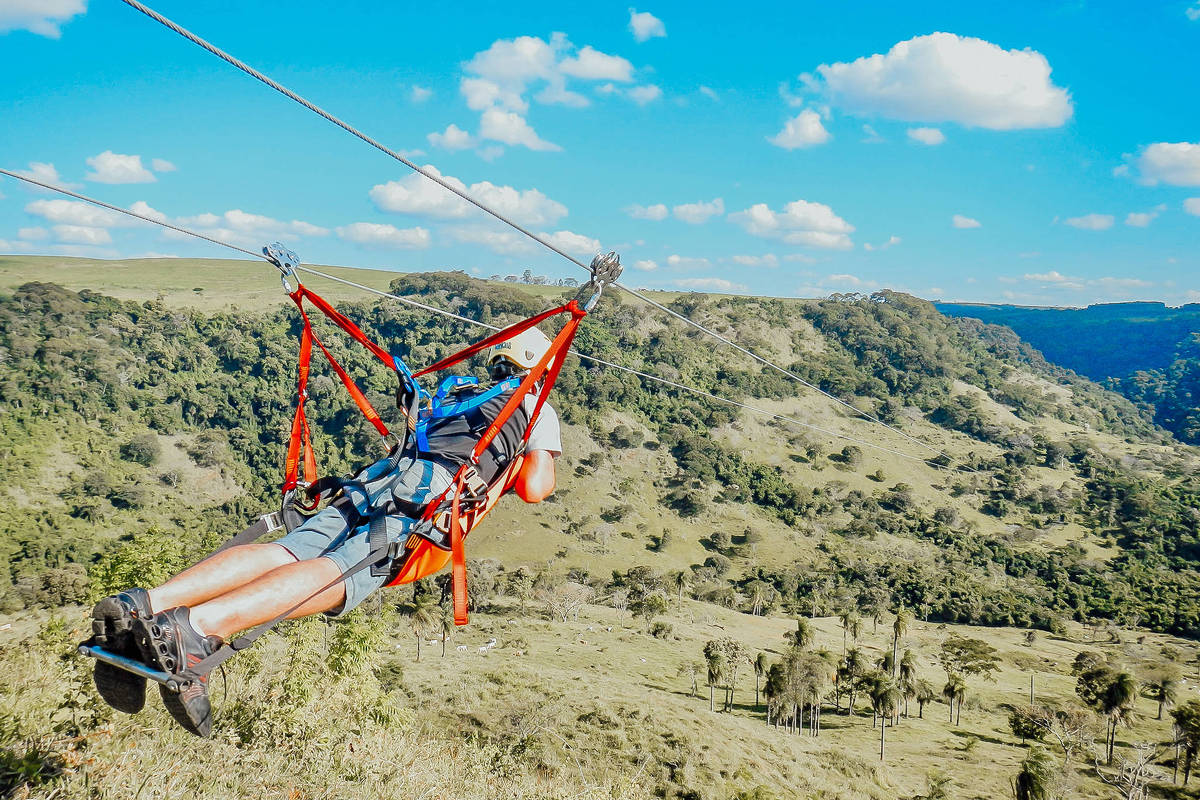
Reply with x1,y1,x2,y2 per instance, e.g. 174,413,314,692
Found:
913,678,936,718
898,649,918,720
942,675,967,725
891,606,913,679
407,599,438,663
671,570,689,607
841,648,867,716
438,605,454,657
869,674,902,761
837,609,863,658
786,618,813,650
1146,669,1180,720
754,652,770,709
1102,671,1138,764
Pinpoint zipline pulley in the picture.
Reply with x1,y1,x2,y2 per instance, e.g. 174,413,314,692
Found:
577,251,623,312
264,241,301,293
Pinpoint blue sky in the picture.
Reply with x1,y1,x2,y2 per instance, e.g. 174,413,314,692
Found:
1,0,1198,306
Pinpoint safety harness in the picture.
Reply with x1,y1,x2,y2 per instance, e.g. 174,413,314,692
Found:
81,244,621,689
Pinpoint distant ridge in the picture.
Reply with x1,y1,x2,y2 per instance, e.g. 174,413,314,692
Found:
936,300,1200,380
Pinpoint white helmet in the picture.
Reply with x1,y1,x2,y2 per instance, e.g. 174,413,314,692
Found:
488,326,552,372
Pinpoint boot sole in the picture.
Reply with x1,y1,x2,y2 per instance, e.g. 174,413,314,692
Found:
91,596,147,713
93,661,147,714
159,682,212,738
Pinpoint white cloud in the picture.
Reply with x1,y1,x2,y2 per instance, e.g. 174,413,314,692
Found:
458,33,646,140
17,226,47,240
559,45,633,81
461,78,528,113
769,109,831,149
85,151,156,184
864,235,901,251
53,224,111,245
629,9,666,42
411,85,432,103
151,158,176,173
1134,142,1200,186
427,124,476,151
632,259,658,271
1185,198,1200,216
665,254,711,269
0,0,85,38
699,86,718,101
336,222,431,250
907,127,946,145
1124,204,1165,227
626,203,668,221
476,145,504,162
1064,213,1114,230
674,277,746,292
369,165,567,226
826,273,878,288
1188,2,1200,20
540,229,601,256
952,214,981,228
128,200,167,222
861,124,884,143
169,209,329,247
728,199,854,249
783,253,817,264
1020,271,1153,293
26,198,125,227
672,197,724,224
447,225,536,256
810,32,1072,129
626,84,663,105
1092,276,1152,289
479,108,561,151
730,254,779,267
16,161,80,189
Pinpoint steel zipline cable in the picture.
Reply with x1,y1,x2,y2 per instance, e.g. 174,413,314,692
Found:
0,168,961,471
117,0,964,468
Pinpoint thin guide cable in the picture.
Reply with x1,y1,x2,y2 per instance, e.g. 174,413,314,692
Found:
118,0,961,467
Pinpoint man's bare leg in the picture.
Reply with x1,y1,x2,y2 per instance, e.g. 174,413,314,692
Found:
187,556,347,640
147,543,298,613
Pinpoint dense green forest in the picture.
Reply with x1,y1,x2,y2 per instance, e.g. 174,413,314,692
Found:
2,275,1198,639
938,301,1200,444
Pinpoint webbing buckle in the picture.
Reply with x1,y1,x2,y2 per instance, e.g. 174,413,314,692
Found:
264,241,301,293
576,252,623,312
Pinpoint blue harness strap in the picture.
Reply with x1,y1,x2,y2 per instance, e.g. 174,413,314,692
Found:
414,375,521,452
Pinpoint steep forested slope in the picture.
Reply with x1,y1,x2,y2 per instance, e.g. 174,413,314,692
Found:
2,271,1198,638
938,300,1200,444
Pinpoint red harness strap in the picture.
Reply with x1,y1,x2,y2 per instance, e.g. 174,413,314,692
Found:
443,299,588,624
282,282,587,627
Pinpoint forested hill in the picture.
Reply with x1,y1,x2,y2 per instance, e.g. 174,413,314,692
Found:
2,261,1199,643
937,301,1200,444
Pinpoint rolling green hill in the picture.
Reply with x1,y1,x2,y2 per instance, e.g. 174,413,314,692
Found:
2,257,1199,799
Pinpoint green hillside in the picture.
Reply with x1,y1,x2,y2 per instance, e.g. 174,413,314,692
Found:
2,257,1199,799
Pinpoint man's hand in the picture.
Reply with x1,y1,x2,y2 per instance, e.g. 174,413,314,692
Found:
514,450,556,503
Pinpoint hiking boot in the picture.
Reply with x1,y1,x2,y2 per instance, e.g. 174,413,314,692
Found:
90,588,152,714
132,606,223,738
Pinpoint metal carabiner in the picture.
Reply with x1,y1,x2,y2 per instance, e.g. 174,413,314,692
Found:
263,242,301,294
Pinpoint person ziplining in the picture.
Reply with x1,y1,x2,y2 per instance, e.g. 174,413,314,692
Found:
81,245,622,737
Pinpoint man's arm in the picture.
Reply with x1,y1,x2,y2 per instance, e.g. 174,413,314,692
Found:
514,449,555,502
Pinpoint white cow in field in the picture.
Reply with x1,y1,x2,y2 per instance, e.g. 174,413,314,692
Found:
484,637,497,648
456,644,468,652
478,646,489,654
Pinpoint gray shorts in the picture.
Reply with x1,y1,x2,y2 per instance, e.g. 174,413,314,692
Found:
274,458,454,615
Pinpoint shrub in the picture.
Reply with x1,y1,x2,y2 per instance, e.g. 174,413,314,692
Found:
650,621,673,639
119,433,160,466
